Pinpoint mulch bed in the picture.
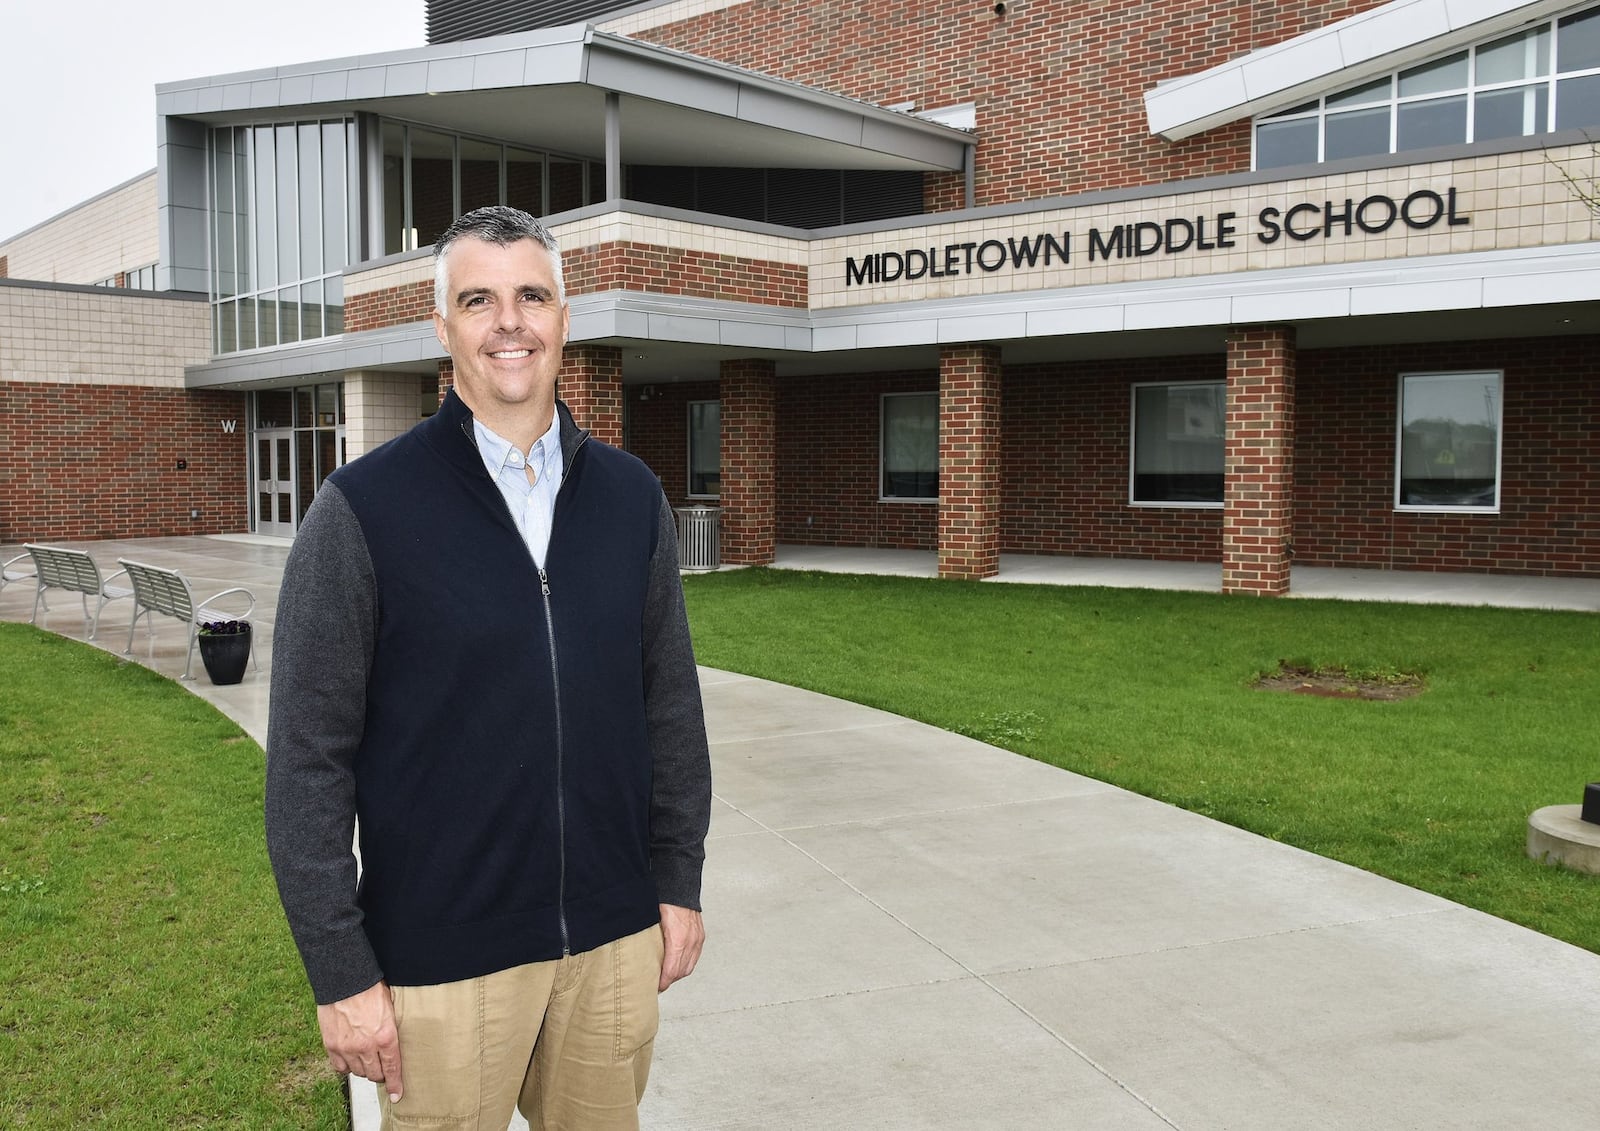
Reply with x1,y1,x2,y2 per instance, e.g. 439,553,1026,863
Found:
1253,663,1426,701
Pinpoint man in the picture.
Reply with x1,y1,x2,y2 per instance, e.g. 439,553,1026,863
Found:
265,205,712,1129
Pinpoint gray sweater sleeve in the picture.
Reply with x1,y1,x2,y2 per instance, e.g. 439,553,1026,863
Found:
263,482,384,1005
642,490,713,910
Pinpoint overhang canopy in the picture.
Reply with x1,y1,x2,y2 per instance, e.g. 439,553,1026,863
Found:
1145,0,1576,141
155,23,971,172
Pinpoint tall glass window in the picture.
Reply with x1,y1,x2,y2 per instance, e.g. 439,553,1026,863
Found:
1131,382,1225,506
460,137,502,216
1396,372,1502,510
410,129,456,250
881,393,938,501
209,119,359,354
1255,5,1600,168
378,122,604,255
506,147,545,217
687,401,721,498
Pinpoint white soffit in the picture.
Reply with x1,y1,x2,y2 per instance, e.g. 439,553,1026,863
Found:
155,24,971,172
1145,0,1577,141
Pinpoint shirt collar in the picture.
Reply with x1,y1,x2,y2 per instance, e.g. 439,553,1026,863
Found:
472,410,561,477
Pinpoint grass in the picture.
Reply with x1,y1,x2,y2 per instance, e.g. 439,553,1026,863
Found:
681,568,1600,954
0,624,346,1128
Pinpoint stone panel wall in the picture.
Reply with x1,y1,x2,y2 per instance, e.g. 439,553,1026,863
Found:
0,173,159,285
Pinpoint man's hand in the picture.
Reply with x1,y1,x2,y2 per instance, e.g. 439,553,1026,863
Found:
658,903,705,992
316,980,405,1103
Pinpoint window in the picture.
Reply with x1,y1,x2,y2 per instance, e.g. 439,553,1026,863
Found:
625,166,925,227
208,119,359,354
1131,382,1225,506
1254,5,1600,168
687,401,720,498
881,393,938,500
1396,372,1502,510
378,123,608,256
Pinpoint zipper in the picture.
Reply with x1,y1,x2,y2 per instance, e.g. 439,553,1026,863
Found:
538,565,570,956
539,428,586,958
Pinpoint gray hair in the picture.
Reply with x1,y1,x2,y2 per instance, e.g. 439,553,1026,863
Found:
433,205,565,313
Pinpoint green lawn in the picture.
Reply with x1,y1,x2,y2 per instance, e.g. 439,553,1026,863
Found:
682,568,1600,954
0,624,345,1128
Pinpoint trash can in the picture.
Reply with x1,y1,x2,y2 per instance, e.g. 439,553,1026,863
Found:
675,505,721,571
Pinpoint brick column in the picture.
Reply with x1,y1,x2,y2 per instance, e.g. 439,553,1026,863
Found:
720,358,777,566
937,344,1002,580
1223,327,1296,596
557,345,623,447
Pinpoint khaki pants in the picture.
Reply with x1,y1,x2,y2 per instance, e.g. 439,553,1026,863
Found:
381,926,664,1130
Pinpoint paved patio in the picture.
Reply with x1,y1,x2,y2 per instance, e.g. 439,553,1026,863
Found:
3,536,1598,1129
770,543,1600,611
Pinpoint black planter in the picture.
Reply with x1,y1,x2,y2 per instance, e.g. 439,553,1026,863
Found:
198,624,252,685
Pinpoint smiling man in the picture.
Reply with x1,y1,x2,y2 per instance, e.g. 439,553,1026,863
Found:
265,206,712,1130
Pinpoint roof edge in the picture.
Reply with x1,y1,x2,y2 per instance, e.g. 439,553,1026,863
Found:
1145,0,1577,142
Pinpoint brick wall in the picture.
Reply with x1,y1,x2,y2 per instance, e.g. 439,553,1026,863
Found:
633,0,1388,207
345,241,808,337
626,380,721,505
1295,336,1600,576
1223,327,1295,594
559,345,624,446
938,344,1002,578
563,243,807,306
775,371,940,550
0,383,248,542
720,359,777,564
345,280,436,334
721,337,1599,577
1003,357,1225,560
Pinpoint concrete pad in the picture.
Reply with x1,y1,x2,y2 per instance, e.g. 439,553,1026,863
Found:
661,831,968,1019
990,910,1600,1129
706,675,1110,831
788,791,1452,976
700,670,904,745
707,796,766,840
644,980,1176,1131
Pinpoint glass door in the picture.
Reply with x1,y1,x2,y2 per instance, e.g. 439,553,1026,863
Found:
249,383,344,538
254,428,297,537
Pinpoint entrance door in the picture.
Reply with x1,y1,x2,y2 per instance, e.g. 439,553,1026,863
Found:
255,429,297,538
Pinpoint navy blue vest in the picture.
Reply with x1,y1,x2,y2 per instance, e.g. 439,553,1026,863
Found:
328,392,663,985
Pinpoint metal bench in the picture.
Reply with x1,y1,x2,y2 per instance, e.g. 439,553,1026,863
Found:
119,559,257,681
2,551,33,595
22,543,133,641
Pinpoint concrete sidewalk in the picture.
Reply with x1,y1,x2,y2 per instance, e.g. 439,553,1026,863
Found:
4,537,1598,1128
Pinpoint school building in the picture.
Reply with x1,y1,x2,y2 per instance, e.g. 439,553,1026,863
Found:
3,0,1598,592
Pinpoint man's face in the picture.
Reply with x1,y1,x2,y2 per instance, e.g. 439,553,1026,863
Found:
433,236,570,419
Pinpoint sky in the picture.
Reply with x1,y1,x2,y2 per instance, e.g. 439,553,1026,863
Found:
0,0,426,241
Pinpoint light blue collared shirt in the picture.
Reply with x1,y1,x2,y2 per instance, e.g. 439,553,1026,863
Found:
473,411,564,569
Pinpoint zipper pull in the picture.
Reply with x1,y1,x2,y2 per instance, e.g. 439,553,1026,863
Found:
538,568,550,597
